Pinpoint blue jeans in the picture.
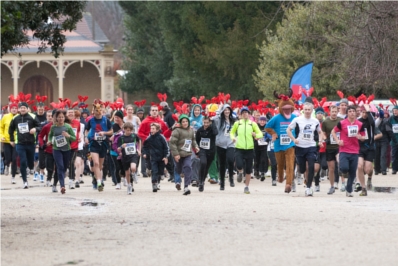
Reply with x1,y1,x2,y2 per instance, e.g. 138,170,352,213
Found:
391,144,398,172
16,144,35,182
174,156,192,188
53,150,71,188
339,152,358,193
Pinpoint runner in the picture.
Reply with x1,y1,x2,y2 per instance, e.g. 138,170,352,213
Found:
73,110,85,187
66,108,81,189
85,99,113,192
195,116,218,192
374,106,394,175
8,94,41,189
0,98,19,184
265,90,297,193
286,102,323,196
253,114,271,181
230,106,263,194
331,105,366,197
33,96,48,182
48,110,76,194
110,110,125,189
389,99,398,175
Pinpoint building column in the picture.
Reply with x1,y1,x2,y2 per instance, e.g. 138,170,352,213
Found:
58,58,63,98
13,59,18,95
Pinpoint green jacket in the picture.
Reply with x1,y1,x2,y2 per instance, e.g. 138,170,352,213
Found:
169,114,198,157
230,119,263,150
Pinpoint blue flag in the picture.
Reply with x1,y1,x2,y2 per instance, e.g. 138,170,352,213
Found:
289,61,314,103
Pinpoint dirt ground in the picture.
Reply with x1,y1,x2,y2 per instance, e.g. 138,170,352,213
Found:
1,172,398,266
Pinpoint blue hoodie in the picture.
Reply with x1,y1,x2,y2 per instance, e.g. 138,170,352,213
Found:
190,104,203,132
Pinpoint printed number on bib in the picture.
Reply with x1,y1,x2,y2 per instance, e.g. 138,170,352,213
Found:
200,138,210,149
393,125,398,134
280,134,291,145
330,132,340,145
94,133,106,141
347,125,358,137
18,123,29,134
258,138,268,146
125,143,136,155
181,140,192,152
55,135,67,147
302,130,313,141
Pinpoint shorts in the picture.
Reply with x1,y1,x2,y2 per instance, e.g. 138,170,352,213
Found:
235,148,254,174
34,152,39,162
121,155,139,171
89,141,108,158
359,147,375,162
326,149,339,162
76,150,85,159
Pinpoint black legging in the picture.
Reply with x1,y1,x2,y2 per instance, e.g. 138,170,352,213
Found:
3,143,17,177
254,148,269,174
199,150,215,183
45,152,58,186
68,149,77,181
216,147,235,182
110,155,123,183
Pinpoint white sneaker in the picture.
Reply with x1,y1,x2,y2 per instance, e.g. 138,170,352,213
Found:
334,182,339,189
116,183,121,190
29,168,34,175
291,181,296,192
46,180,51,187
340,183,346,192
69,180,75,189
265,171,271,177
4,166,9,176
297,174,303,185
157,183,161,190
160,175,165,181
23,182,28,189
122,177,127,187
136,172,141,177
305,187,313,197
11,178,16,184
315,185,320,192
127,184,132,195
52,185,58,193
132,173,138,184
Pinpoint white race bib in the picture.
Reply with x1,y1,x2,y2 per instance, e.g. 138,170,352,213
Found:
302,130,313,141
94,133,106,141
18,123,29,134
330,132,340,145
347,125,358,137
270,141,275,149
364,130,369,140
55,135,67,147
72,128,77,137
280,134,291,145
257,138,268,146
200,138,210,150
224,125,231,136
393,125,398,134
125,143,136,155
181,139,192,152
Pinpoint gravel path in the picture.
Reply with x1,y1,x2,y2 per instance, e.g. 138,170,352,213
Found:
1,173,398,266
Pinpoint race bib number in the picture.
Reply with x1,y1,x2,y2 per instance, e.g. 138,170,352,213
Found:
302,130,313,141
181,139,192,152
347,125,358,137
125,143,136,155
224,125,231,136
94,133,106,141
393,125,398,134
200,138,210,150
280,134,291,145
330,132,340,145
55,135,67,148
18,123,29,134
363,130,369,140
257,138,268,146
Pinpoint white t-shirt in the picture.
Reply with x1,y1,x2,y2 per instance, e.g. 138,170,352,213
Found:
78,123,85,151
123,116,139,133
288,116,321,148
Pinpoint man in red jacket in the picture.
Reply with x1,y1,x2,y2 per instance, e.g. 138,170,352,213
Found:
67,109,81,189
138,105,171,176
38,110,58,191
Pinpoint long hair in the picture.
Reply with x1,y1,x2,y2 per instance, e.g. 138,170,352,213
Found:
219,106,236,130
54,110,71,125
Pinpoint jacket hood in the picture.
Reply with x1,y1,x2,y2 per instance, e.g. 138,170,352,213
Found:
220,104,232,115
190,104,203,129
178,114,190,127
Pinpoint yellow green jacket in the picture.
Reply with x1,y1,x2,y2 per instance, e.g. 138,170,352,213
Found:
230,119,263,150
0,113,17,143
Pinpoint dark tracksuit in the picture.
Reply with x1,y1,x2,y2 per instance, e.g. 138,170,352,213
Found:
142,132,170,184
195,122,218,185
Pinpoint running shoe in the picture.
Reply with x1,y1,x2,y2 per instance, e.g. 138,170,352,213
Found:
254,171,260,179
11,178,16,184
260,174,265,182
92,183,97,190
39,174,44,183
132,173,138,184
146,169,152,177
305,188,313,197
46,180,51,187
97,183,104,192
367,178,372,190
23,182,28,189
244,187,250,194
75,181,80,188
69,180,75,189
198,183,204,192
4,166,9,176
327,187,335,194
266,171,271,177
122,177,127,187
354,183,362,192
340,183,346,192
359,188,367,196
115,183,121,190
30,169,34,175
191,180,198,187
237,172,243,183
183,187,191,195
334,182,339,189
152,183,158,192
209,178,218,184
33,172,39,181
157,184,161,190
291,181,296,192
160,175,165,181
52,186,58,193
80,179,84,184
61,187,66,194
176,183,181,191
315,185,320,192
272,180,277,186
297,175,303,185
346,191,353,197
128,184,133,195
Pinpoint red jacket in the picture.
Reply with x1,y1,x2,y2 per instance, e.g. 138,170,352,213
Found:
138,116,171,142
69,119,80,150
38,122,53,154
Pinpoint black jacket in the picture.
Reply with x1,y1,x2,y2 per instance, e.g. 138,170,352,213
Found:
9,112,41,144
142,131,170,161
195,122,218,154
163,107,175,129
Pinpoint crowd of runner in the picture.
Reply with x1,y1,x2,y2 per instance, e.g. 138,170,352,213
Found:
1,90,397,197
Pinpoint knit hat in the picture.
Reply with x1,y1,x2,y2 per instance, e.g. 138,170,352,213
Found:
304,97,314,105
136,107,144,114
315,107,325,115
178,114,190,127
340,98,349,105
114,110,124,120
18,102,29,108
240,106,251,114
259,116,267,121
82,108,90,115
